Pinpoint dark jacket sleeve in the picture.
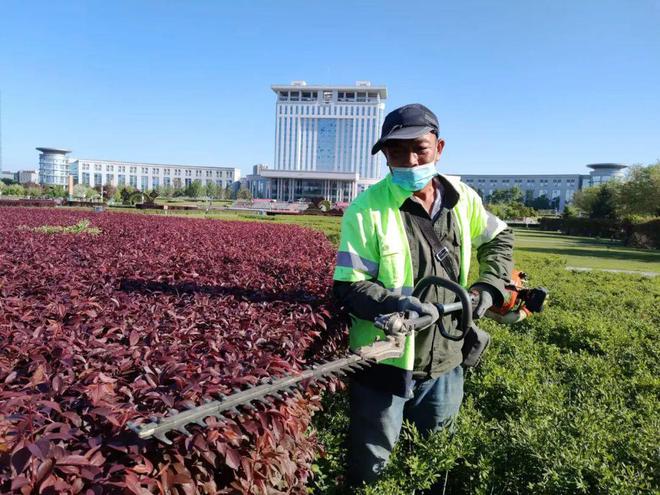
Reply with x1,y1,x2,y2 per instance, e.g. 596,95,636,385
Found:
332,280,402,322
471,227,515,306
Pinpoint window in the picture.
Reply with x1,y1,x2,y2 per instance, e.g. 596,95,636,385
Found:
94,173,102,186
94,164,102,171
106,165,114,172
141,176,148,190
117,175,126,186
152,167,160,174
185,169,192,177
142,167,149,174
118,165,126,173
175,169,181,176
129,167,137,174
106,174,113,185
323,90,332,102
82,163,89,171
152,177,160,189
163,177,171,187
129,175,137,187
163,168,170,176
82,172,90,185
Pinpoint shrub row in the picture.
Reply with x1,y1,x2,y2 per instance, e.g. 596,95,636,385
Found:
0,208,347,494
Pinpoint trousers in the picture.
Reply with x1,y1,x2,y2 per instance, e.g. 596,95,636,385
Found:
347,365,464,486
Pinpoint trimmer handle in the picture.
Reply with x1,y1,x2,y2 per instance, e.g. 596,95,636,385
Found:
412,276,474,341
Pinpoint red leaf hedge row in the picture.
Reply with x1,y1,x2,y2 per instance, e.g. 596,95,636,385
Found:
0,207,348,494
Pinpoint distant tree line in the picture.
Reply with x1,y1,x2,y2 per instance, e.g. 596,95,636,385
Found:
571,161,660,219
0,179,253,203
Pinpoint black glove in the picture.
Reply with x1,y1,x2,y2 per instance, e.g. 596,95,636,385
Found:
469,285,494,320
396,295,440,327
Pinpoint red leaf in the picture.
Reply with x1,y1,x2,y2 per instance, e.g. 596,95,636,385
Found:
224,447,241,470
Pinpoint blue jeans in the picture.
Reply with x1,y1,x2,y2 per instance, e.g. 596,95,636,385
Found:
347,365,464,486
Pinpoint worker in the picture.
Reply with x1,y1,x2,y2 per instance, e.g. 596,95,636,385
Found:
333,103,514,486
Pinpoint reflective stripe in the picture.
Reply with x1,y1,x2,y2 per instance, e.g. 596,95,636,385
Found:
387,286,414,296
336,251,379,278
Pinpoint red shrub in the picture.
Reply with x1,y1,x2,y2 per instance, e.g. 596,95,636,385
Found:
0,208,347,494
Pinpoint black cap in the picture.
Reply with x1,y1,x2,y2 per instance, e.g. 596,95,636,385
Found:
371,103,439,155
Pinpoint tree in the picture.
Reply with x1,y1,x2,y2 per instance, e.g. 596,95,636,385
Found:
237,187,252,201
527,194,552,210
617,162,660,216
25,185,43,198
205,182,220,199
94,184,116,202
185,180,203,198
4,184,25,197
590,183,618,219
224,185,234,200
72,184,94,199
43,185,67,198
488,186,523,204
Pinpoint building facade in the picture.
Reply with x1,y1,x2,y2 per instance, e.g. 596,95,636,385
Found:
36,148,241,191
460,163,627,210
17,170,39,184
37,148,72,186
259,80,387,202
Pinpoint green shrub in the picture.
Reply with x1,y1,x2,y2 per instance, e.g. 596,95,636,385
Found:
311,254,659,494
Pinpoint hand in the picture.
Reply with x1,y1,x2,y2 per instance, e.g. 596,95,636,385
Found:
469,286,494,320
396,295,440,326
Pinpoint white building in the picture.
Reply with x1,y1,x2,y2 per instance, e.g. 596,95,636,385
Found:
17,170,39,184
37,148,241,191
262,80,387,202
460,163,627,210
37,147,71,186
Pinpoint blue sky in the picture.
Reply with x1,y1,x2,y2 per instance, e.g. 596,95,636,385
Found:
1,0,659,177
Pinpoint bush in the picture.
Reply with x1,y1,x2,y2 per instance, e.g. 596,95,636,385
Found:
0,208,348,494
311,254,659,495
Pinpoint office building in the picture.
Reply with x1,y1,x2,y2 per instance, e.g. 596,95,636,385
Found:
36,148,240,191
460,163,627,210
256,80,387,202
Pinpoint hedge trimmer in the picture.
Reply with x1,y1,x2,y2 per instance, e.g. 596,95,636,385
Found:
128,272,547,444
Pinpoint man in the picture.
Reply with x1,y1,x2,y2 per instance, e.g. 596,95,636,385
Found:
333,104,514,486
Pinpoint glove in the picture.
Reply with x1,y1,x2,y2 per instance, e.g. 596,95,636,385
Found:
469,285,494,320
396,295,440,328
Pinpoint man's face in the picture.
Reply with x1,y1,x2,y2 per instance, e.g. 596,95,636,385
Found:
383,132,445,168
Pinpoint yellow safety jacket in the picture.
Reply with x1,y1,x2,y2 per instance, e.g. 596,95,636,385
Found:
333,173,507,371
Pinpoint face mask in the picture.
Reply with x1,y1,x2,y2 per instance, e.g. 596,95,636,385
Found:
390,161,438,192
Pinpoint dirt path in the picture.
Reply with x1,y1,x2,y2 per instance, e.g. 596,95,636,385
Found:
566,266,658,277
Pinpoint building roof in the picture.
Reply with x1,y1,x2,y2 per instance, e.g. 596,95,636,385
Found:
271,82,387,98
586,163,627,171
36,147,71,154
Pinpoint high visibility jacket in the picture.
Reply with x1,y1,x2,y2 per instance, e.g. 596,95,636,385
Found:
333,173,507,371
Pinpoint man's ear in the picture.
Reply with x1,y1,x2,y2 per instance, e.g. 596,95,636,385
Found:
436,137,445,156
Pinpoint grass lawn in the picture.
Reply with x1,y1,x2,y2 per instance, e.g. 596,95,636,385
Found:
513,228,660,273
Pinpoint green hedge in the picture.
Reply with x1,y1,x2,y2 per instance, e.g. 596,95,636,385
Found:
538,217,660,249
310,254,659,494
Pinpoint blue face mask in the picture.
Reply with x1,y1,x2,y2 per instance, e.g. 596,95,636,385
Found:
390,161,438,192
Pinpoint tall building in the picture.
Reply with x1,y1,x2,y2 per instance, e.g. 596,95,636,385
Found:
36,148,241,191
37,147,72,186
459,163,627,211
260,80,387,202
